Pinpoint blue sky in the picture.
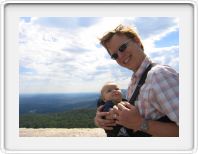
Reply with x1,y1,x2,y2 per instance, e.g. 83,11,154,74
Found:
19,17,179,94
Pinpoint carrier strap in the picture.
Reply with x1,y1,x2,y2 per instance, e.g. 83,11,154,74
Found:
129,63,153,104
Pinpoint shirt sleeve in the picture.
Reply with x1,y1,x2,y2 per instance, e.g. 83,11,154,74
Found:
97,98,105,107
151,65,179,126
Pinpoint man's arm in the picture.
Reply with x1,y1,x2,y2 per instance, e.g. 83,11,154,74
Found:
139,118,179,137
114,102,179,137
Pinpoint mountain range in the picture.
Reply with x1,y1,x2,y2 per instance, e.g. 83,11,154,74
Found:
19,93,100,114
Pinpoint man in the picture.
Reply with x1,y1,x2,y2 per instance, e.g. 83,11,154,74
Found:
94,24,179,137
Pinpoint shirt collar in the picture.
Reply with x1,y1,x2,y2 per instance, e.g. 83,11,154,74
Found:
132,57,152,80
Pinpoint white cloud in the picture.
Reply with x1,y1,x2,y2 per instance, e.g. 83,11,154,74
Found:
19,17,179,93
148,46,179,71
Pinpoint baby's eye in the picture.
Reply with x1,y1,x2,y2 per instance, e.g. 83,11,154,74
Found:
107,89,112,93
115,88,120,90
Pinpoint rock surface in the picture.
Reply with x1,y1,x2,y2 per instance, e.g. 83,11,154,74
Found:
19,128,106,137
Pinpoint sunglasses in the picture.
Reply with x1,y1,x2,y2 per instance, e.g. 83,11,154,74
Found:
110,39,132,60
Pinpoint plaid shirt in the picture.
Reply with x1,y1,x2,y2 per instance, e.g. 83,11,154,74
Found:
127,57,179,125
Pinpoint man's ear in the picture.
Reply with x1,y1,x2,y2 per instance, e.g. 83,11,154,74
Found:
133,36,141,45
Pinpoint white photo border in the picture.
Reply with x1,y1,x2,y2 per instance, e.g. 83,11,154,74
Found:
1,0,198,154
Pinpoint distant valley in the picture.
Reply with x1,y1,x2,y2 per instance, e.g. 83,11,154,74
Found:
19,93,100,114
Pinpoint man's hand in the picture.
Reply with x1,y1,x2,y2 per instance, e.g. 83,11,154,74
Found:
94,105,116,130
113,102,142,131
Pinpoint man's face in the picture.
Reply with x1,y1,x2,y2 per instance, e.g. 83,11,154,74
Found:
106,34,144,72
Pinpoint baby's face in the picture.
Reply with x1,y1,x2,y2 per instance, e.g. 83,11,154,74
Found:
102,83,122,104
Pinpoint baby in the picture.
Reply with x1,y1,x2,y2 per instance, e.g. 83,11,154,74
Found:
97,82,128,137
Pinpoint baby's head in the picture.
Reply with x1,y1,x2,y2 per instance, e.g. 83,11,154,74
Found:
100,82,122,104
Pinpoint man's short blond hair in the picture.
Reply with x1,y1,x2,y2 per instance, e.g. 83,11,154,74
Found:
99,24,144,54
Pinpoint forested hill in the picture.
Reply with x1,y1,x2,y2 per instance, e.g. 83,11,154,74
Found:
20,109,97,128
